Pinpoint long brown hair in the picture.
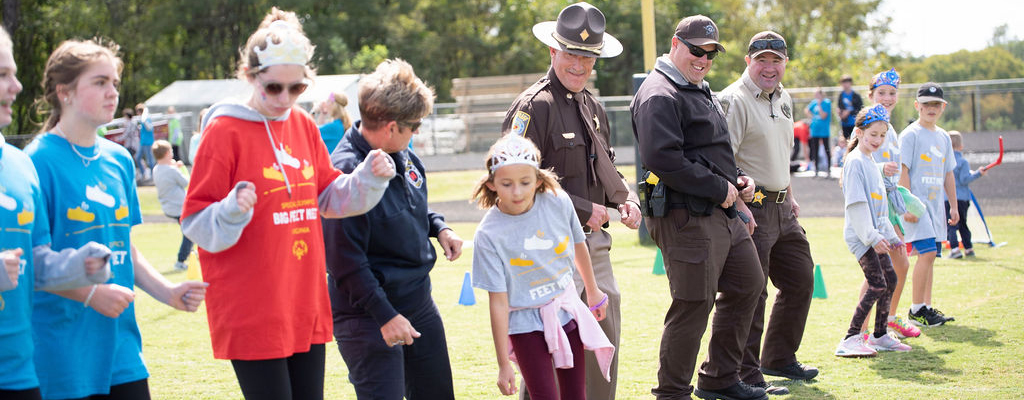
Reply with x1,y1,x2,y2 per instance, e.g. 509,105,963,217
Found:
471,135,562,209
38,39,122,132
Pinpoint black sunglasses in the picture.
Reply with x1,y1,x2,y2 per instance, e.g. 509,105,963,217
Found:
259,78,310,96
678,37,718,60
748,39,787,53
398,120,422,132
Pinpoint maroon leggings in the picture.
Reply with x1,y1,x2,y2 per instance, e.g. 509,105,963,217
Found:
510,319,586,400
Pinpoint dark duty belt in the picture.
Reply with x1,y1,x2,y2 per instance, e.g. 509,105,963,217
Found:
749,185,787,207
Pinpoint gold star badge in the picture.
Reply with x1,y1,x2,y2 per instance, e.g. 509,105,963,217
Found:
580,29,590,41
752,189,766,205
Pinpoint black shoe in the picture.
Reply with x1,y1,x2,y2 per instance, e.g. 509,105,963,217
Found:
695,381,768,400
909,306,946,327
931,306,955,323
749,381,789,396
760,361,819,381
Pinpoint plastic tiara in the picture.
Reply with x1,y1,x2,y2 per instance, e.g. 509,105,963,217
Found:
489,135,540,173
861,104,890,126
871,68,900,90
253,20,310,69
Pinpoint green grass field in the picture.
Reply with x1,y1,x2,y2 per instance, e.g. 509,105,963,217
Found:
131,170,1024,399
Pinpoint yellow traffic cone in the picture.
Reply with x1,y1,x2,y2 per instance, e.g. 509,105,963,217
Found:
185,252,202,281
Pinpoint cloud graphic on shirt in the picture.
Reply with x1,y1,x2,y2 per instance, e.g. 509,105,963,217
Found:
85,185,115,208
929,146,944,158
523,234,553,250
0,191,15,211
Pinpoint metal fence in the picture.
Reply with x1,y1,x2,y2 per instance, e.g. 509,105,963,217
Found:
413,78,1024,155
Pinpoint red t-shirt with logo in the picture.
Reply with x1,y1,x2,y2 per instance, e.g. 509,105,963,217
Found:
182,107,340,360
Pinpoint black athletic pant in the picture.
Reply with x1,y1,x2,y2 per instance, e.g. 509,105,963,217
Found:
808,137,831,172
0,387,42,400
58,379,151,400
231,344,326,400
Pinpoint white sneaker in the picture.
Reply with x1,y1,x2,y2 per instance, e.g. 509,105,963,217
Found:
174,261,188,271
867,332,912,352
835,335,877,357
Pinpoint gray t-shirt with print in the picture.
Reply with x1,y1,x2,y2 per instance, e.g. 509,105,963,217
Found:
472,189,587,335
843,149,899,258
899,122,955,243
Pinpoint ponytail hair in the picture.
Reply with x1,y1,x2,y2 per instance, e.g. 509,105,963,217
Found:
38,39,123,132
328,92,352,130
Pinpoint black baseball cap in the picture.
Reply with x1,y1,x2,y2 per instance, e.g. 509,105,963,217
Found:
674,15,725,52
917,82,947,104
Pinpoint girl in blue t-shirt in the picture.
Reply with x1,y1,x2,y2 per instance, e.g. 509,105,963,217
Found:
471,135,611,400
25,39,208,400
835,105,911,358
0,27,113,400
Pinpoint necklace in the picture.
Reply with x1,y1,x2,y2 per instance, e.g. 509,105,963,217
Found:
55,126,101,167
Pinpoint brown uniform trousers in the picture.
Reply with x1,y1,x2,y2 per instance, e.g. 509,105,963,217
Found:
739,194,814,384
647,208,764,399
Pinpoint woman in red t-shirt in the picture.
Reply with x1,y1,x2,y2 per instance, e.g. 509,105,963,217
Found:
180,8,395,400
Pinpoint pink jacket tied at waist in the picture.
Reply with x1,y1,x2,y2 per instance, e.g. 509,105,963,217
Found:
509,280,616,381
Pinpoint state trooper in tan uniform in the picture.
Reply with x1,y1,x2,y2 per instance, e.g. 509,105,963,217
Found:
719,31,819,396
501,3,641,399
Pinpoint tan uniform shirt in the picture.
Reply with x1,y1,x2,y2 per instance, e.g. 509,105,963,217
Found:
719,70,795,191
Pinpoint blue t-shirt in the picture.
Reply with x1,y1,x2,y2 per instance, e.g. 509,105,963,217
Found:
139,117,154,146
839,91,857,127
808,98,832,138
472,190,587,335
318,118,345,154
25,133,147,399
0,138,51,391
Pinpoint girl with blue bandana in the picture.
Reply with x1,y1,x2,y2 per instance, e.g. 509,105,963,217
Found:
25,38,208,400
835,105,911,357
854,68,923,340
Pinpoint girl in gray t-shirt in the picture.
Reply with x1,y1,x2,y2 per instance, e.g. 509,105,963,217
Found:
471,135,611,398
836,105,909,358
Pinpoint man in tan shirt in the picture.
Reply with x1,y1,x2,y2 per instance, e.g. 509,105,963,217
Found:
719,31,818,396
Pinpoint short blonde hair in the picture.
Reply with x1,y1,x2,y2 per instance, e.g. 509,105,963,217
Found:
358,59,434,131
471,135,562,209
948,130,963,149
152,139,173,159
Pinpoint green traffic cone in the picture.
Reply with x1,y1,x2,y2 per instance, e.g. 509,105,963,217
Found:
812,264,827,299
652,248,665,275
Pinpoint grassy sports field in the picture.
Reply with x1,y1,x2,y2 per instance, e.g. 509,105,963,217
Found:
132,180,1024,399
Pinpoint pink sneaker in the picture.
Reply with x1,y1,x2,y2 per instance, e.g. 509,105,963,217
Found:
868,333,912,352
835,335,877,357
887,316,922,338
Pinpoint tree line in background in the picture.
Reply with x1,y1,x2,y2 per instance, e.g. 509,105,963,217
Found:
2,0,1023,139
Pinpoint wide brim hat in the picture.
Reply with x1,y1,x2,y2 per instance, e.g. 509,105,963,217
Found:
533,2,622,58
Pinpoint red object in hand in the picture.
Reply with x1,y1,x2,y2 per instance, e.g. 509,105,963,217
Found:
984,136,1004,170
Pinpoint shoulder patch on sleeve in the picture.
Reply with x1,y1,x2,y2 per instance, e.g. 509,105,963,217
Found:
511,111,531,136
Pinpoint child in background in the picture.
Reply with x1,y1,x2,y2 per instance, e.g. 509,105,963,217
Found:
151,140,192,271
472,135,612,399
899,82,958,327
945,131,988,259
835,105,909,357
